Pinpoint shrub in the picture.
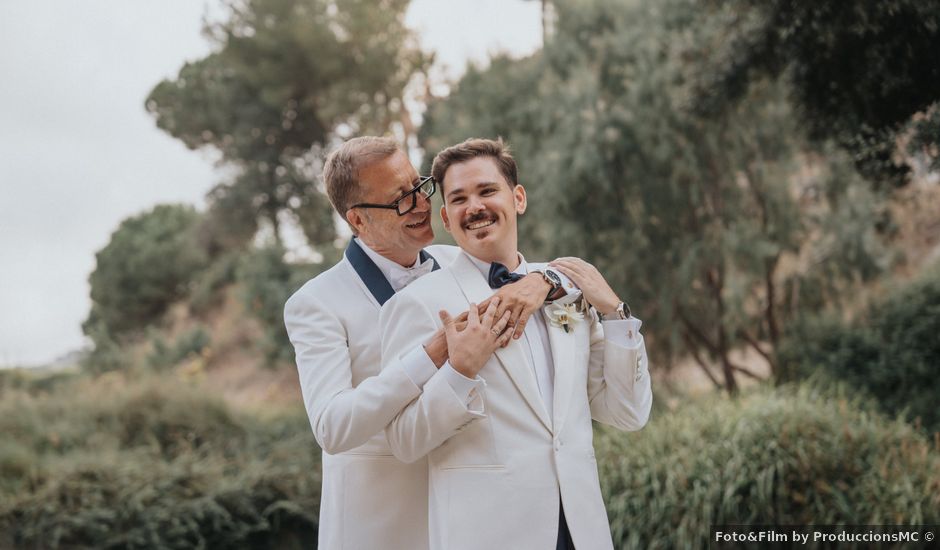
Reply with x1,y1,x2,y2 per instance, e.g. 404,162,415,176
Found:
0,374,320,548
189,251,241,316
596,383,940,548
84,204,210,342
146,327,211,371
778,266,940,432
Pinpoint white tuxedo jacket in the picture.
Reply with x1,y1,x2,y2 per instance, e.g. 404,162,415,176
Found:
379,252,652,550
284,239,460,550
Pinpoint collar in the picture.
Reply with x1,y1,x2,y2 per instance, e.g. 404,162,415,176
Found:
345,238,439,305
356,238,423,282
465,251,529,279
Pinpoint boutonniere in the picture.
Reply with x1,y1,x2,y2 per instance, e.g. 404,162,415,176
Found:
545,302,584,333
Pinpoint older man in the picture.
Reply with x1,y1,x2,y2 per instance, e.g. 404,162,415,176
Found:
284,137,572,549
380,138,652,550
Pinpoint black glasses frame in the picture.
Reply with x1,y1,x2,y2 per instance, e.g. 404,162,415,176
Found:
350,176,436,216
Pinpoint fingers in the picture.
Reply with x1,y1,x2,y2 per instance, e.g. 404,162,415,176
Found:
439,310,456,337
481,297,500,326
552,263,577,281
551,258,591,278
467,301,480,325
493,310,514,348
512,306,527,339
514,318,528,340
552,262,592,288
496,326,513,348
492,310,512,335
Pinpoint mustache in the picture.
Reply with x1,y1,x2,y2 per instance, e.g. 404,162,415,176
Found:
462,211,496,226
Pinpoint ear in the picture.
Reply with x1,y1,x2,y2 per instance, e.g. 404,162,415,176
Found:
345,208,366,235
513,184,527,215
440,204,451,233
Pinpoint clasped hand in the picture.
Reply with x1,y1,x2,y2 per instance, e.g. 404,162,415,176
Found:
439,298,513,378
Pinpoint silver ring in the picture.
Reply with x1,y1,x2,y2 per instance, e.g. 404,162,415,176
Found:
491,328,501,336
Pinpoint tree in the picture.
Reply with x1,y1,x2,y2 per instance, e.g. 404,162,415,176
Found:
84,205,209,341
420,0,891,392
691,0,940,188
146,0,428,248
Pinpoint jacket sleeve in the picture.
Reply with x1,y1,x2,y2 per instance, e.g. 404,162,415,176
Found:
379,290,484,464
586,316,653,431
285,289,431,455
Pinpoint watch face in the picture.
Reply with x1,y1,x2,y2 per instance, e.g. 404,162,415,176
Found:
544,270,562,286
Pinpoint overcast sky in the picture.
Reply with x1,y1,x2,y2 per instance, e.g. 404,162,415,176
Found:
0,1,541,367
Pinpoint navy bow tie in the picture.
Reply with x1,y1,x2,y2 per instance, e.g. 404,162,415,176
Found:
488,262,524,289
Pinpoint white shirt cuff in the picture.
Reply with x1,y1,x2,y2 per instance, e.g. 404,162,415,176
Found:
441,362,486,414
602,317,643,348
400,345,439,388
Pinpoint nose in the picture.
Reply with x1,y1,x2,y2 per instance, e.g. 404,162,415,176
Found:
414,189,431,211
466,195,484,213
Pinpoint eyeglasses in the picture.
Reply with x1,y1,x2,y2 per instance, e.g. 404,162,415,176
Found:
351,176,436,216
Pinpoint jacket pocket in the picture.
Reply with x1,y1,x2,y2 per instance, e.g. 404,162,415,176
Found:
433,416,501,469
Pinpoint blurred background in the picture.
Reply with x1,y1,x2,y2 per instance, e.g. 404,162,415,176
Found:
2,0,938,547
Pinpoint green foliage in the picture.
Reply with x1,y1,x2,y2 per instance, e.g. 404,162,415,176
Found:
693,0,940,187
597,383,940,548
189,251,242,315
5,371,936,547
146,0,427,248
83,204,209,346
235,245,327,366
146,327,211,370
778,266,940,432
0,375,319,548
420,0,890,390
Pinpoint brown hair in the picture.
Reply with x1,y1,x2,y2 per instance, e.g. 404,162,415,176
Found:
430,138,518,195
323,137,401,224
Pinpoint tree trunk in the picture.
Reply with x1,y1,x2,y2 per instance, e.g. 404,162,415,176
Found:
708,264,738,394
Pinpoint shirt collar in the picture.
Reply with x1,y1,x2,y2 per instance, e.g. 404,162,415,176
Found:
356,238,421,276
465,251,529,279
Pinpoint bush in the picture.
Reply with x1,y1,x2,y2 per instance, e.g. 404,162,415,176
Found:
146,327,211,371
84,204,210,342
596,383,940,549
4,372,937,548
0,374,320,548
778,266,940,432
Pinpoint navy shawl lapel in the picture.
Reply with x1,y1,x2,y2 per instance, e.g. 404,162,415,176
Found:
344,238,440,306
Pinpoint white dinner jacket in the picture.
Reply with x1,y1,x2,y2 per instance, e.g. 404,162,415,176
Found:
284,238,459,550
379,251,652,550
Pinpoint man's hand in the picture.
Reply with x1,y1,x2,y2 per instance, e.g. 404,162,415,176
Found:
550,257,620,317
478,273,550,341
423,328,449,368
439,298,513,378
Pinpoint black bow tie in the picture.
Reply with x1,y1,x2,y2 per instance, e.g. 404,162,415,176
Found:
488,262,524,289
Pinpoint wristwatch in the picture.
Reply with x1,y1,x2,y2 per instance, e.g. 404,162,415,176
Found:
600,301,631,320
532,268,564,301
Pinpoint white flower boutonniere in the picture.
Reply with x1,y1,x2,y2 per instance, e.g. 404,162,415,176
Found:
546,303,584,333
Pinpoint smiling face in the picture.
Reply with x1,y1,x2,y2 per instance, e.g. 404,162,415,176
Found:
345,150,434,266
440,156,526,268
